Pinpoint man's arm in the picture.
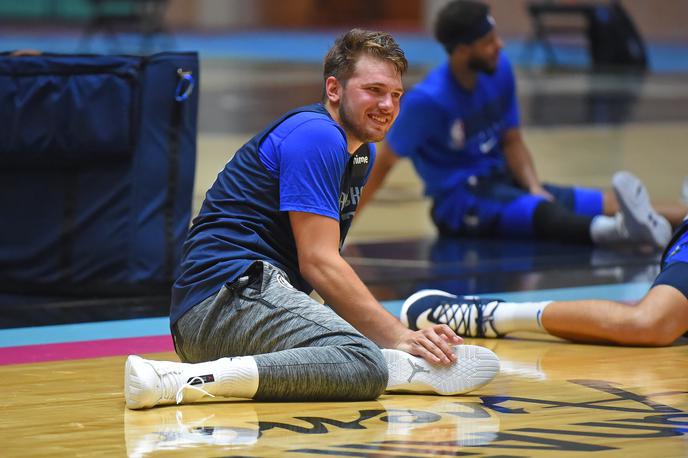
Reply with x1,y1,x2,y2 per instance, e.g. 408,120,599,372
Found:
502,128,553,200
289,211,461,364
357,141,401,212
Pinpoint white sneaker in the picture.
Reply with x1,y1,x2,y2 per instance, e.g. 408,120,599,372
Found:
124,355,214,410
383,345,499,395
613,171,672,249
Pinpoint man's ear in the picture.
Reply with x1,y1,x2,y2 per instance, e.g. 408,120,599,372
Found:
324,76,341,104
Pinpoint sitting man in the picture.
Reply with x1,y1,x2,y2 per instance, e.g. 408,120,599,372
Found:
359,0,685,249
124,29,499,410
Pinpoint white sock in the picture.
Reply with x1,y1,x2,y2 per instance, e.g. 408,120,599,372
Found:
590,214,628,245
189,356,259,399
492,301,552,334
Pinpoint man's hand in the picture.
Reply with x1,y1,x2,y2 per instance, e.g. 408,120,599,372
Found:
529,184,555,202
394,325,463,365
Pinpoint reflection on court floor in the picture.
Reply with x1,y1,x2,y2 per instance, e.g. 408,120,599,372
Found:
118,338,686,457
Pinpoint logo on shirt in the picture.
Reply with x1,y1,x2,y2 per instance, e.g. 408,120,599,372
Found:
353,155,368,165
450,119,465,149
479,136,498,154
667,242,684,261
340,186,362,211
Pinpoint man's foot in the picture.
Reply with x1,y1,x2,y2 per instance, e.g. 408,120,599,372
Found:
613,171,672,249
401,289,504,337
125,355,213,410
383,346,499,395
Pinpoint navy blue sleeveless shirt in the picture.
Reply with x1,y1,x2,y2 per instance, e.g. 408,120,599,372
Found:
170,104,374,325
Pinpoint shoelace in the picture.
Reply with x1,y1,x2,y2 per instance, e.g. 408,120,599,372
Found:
157,366,216,404
432,299,501,337
433,302,472,335
175,377,216,405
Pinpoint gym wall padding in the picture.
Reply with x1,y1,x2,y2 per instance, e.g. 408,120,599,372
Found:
0,52,198,298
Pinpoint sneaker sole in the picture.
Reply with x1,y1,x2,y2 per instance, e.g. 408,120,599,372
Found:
400,289,457,329
613,171,671,248
383,345,500,395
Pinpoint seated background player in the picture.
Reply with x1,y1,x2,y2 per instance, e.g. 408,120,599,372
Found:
358,0,685,249
402,215,688,347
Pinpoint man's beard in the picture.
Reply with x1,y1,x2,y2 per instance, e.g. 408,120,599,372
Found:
338,99,385,144
468,55,497,75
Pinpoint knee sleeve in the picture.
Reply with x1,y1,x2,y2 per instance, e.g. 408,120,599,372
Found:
533,201,594,243
342,342,389,400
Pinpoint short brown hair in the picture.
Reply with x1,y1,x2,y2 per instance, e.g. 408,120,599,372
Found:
322,28,407,99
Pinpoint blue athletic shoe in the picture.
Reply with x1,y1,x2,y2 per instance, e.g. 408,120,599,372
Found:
401,289,504,338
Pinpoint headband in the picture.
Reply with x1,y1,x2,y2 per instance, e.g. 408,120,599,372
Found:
443,14,495,52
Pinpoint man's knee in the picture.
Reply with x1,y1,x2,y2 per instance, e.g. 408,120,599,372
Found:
346,341,388,399
615,313,677,347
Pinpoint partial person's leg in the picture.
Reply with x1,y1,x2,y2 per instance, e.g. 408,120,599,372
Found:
401,289,550,338
433,174,658,247
541,284,688,346
432,175,576,241
400,284,688,346
402,216,688,345
545,171,672,248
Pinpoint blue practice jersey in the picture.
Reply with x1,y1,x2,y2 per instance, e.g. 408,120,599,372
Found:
170,104,374,325
386,54,519,199
661,218,688,269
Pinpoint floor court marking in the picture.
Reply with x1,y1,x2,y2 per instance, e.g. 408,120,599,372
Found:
0,335,173,365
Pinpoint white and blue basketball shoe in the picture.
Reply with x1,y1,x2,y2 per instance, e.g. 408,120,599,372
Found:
613,171,671,249
401,289,504,338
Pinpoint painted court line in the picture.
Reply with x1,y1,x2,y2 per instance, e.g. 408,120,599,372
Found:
0,335,173,365
0,317,170,348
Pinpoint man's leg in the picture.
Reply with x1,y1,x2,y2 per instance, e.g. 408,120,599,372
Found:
433,175,637,246
125,262,499,409
542,171,671,248
540,284,688,345
165,262,387,403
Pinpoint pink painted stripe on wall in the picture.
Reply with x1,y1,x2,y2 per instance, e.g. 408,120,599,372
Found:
0,335,175,365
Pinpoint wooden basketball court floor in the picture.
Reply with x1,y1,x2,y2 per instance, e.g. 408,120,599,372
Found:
2,60,687,457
